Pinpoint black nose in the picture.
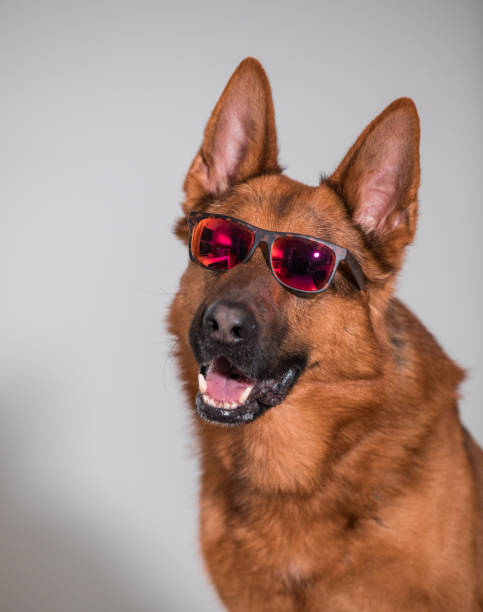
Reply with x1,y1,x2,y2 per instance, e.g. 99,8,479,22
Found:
202,300,257,344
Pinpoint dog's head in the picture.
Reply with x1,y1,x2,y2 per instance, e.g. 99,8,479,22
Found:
169,58,420,428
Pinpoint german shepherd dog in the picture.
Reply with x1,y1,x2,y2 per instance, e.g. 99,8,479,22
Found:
168,58,483,610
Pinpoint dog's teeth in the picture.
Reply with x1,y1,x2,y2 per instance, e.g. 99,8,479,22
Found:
198,372,207,394
203,393,214,407
202,392,246,411
238,385,253,405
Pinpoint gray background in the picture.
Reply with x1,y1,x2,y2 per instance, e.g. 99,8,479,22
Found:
2,1,482,610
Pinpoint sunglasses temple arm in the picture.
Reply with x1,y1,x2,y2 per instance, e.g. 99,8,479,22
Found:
344,251,366,291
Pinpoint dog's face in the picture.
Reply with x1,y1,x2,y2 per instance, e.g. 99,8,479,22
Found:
184,177,376,426
169,58,420,430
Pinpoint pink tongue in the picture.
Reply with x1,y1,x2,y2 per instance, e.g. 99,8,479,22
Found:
206,369,252,402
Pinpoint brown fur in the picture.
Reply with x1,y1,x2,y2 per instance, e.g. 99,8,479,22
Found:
168,58,483,610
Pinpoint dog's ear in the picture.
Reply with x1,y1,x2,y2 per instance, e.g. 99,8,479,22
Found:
330,98,420,273
183,57,279,208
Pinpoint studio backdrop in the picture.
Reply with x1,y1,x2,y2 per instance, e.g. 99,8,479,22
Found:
2,1,482,610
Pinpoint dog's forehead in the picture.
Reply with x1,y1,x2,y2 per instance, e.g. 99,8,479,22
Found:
220,175,347,238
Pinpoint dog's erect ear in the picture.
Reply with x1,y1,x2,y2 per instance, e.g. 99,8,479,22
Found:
183,58,279,208
330,98,420,272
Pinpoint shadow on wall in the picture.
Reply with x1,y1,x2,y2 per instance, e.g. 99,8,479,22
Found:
0,502,152,612
0,391,182,612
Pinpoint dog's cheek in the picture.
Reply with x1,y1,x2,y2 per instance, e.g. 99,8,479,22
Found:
168,266,207,344
286,295,383,381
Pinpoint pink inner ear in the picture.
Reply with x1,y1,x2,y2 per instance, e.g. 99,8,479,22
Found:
355,140,407,236
205,108,247,194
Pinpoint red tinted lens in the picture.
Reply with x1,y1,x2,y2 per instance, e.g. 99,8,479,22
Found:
271,236,335,291
191,217,255,270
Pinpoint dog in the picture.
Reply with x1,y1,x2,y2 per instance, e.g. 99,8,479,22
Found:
168,58,483,611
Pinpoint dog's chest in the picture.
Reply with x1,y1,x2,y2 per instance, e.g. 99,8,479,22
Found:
200,485,351,586
199,489,405,610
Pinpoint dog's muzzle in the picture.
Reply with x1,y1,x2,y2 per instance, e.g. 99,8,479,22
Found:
189,299,306,425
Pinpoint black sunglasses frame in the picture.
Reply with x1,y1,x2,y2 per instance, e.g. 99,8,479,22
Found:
188,211,365,294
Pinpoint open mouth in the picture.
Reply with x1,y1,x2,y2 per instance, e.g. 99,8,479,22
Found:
196,356,300,425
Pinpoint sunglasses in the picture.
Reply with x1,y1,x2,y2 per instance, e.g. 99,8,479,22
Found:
188,212,365,294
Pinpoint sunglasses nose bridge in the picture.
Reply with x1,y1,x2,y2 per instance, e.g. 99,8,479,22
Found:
246,230,274,268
